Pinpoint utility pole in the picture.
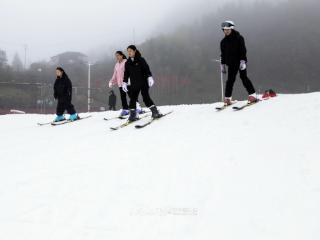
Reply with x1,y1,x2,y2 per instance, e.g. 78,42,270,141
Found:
23,44,28,70
88,63,92,112
38,68,44,114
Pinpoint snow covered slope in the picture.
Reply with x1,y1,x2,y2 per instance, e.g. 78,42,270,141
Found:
0,93,320,240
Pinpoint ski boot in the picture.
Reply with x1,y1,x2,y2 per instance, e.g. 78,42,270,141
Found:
150,105,162,119
269,89,277,98
128,109,139,122
262,89,277,100
248,94,258,104
262,90,270,100
54,115,65,122
120,109,130,117
69,113,80,121
136,108,144,114
224,97,233,106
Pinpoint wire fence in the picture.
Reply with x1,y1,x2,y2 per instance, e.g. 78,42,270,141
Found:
0,82,111,114
0,76,219,115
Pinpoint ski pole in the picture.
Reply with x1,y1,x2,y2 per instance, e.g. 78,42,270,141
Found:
220,67,224,102
215,59,224,102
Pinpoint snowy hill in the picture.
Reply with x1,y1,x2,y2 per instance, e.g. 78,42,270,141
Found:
0,93,320,240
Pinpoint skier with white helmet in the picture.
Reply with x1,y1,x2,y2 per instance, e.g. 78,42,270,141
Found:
220,20,258,105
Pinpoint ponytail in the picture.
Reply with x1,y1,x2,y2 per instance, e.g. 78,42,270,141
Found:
127,45,142,58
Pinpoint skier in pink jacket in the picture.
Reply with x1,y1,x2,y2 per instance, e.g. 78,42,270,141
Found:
108,51,130,116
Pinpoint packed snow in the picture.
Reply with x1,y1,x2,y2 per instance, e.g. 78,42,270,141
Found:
0,93,319,240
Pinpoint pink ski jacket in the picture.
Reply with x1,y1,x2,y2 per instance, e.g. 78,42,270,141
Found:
109,59,127,87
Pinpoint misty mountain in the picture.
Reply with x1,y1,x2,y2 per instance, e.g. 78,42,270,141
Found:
1,0,320,113
136,0,320,104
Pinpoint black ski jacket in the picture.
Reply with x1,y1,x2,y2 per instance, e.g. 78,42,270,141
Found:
220,30,248,66
123,56,152,90
54,74,72,102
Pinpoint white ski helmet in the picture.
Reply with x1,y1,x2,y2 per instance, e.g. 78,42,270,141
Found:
221,20,235,30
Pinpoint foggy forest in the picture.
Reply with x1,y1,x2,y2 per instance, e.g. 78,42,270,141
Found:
0,0,319,113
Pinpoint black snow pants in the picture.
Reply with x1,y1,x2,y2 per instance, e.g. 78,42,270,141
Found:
225,64,256,98
119,87,129,110
128,85,154,109
56,99,76,116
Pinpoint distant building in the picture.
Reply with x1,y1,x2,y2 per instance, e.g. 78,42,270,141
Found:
50,52,88,66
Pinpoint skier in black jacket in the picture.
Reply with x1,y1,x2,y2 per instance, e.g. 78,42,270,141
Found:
220,20,257,105
53,67,79,122
122,45,162,122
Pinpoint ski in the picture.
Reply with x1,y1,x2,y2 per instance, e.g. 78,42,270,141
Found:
215,101,238,111
37,121,53,126
104,111,150,121
51,115,92,126
110,114,151,131
233,101,259,111
135,111,173,129
104,116,127,121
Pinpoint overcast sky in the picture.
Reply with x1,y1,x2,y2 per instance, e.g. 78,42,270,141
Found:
0,0,274,64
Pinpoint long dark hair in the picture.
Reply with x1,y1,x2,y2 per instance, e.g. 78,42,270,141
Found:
56,67,69,79
115,51,127,60
127,45,142,58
